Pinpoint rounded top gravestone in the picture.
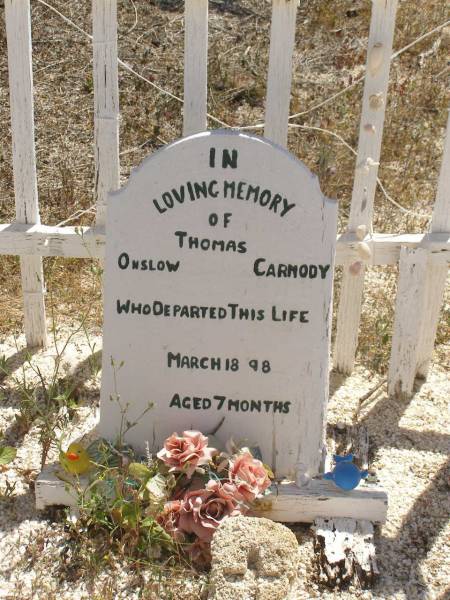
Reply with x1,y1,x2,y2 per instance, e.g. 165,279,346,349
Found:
99,130,338,479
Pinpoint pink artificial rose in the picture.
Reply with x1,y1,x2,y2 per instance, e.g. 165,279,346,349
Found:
228,451,271,503
157,431,216,478
156,500,185,542
179,481,243,543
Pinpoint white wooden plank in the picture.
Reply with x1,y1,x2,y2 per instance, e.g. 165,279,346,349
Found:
334,0,399,374
5,0,47,347
183,0,208,136
36,462,387,523
92,0,120,226
416,109,450,377
1,224,449,264
431,109,450,233
415,267,448,377
264,0,298,147
388,247,428,398
0,224,105,258
254,480,388,523
359,233,449,265
36,464,88,510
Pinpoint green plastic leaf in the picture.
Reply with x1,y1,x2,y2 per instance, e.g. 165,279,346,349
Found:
0,446,16,465
120,502,139,529
141,516,157,528
145,473,167,502
141,518,174,545
128,462,152,481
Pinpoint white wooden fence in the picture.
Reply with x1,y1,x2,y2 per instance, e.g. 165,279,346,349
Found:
1,0,449,397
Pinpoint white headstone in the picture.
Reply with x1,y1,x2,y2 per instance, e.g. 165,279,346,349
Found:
100,131,337,479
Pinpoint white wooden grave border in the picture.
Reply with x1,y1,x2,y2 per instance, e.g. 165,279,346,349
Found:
33,0,388,523
388,247,429,397
415,109,450,378
389,108,450,395
0,225,448,264
183,0,208,136
334,0,399,374
93,0,120,226
0,0,446,517
5,0,47,348
1,0,448,385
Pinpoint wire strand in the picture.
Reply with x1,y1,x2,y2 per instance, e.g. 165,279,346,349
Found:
288,125,430,219
34,0,439,222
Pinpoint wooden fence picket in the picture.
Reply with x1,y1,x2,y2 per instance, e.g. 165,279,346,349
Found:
0,0,448,383
414,109,450,378
334,0,399,374
388,247,428,397
5,0,47,347
183,0,208,137
93,0,120,226
264,0,298,147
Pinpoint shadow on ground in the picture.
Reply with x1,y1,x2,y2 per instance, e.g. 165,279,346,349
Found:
358,380,449,596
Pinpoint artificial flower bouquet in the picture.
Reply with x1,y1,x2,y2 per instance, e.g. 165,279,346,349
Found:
155,431,272,565
74,430,273,567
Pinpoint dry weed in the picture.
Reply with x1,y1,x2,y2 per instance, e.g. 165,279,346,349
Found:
0,0,449,371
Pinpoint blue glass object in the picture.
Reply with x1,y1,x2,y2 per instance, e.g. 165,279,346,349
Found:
323,454,369,491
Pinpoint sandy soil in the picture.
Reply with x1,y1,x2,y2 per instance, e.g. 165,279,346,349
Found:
0,330,448,600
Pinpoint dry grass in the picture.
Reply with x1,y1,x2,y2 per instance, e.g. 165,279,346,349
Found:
1,4,449,597
0,1,449,365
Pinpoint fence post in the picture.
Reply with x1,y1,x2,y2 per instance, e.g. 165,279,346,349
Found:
93,0,120,226
334,0,398,373
264,0,298,147
414,109,450,378
5,0,47,347
183,0,208,137
388,248,428,398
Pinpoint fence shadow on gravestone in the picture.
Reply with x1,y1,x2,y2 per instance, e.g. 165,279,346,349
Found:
358,389,449,595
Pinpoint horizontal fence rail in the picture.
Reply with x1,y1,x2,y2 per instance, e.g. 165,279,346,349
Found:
1,0,449,396
0,225,449,264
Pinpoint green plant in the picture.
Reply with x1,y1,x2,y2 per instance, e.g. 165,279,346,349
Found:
67,451,179,566
5,336,81,467
0,354,8,374
0,479,17,499
2,256,102,467
0,444,17,465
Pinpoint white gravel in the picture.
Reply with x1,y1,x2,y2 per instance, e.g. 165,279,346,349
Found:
0,331,448,599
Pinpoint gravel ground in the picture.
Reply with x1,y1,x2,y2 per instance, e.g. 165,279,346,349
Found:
0,331,448,600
